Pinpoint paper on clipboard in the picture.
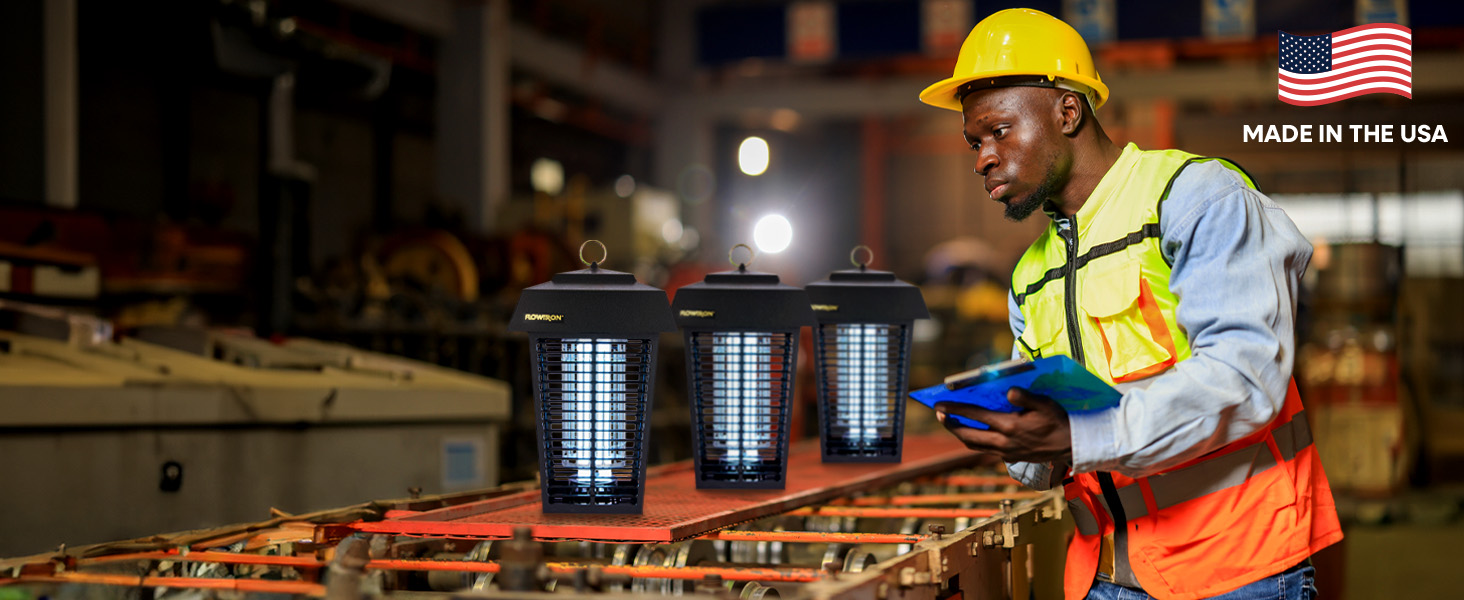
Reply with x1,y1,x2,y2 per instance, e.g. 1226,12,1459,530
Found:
909,356,1120,430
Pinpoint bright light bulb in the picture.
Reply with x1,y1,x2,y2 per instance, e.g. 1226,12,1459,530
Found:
530,158,565,195
661,219,684,244
614,174,636,198
738,136,770,176
754,214,793,254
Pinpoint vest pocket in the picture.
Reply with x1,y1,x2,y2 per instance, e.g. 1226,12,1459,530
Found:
1018,293,1064,359
1080,263,1177,382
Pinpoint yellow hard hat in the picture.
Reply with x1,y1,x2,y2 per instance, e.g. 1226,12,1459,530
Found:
919,8,1109,112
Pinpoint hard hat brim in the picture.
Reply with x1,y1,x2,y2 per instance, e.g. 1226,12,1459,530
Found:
918,72,1110,112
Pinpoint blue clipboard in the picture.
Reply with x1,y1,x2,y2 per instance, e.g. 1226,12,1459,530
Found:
909,356,1120,430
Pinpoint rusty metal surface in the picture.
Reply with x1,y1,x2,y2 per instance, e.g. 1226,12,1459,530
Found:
799,493,1068,600
352,433,984,543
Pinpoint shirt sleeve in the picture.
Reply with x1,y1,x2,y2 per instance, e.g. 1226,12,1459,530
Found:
1067,161,1313,477
1004,290,1068,490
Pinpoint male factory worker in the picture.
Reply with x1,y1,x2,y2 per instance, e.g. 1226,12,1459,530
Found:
919,9,1342,600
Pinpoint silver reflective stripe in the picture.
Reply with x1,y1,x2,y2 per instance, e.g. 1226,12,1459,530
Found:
1273,415,1312,462
1084,411,1313,523
1116,483,1148,520
1150,443,1275,511
1068,499,1100,536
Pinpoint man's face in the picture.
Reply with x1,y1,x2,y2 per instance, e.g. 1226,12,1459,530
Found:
960,87,1069,221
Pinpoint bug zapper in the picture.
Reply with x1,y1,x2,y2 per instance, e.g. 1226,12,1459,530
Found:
671,244,814,489
508,241,676,513
805,246,929,462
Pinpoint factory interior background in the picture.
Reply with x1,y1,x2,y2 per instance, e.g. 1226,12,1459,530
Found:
2,0,1463,598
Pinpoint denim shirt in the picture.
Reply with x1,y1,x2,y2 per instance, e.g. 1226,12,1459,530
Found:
1006,158,1313,488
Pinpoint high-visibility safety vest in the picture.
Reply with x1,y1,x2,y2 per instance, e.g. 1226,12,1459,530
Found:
1011,145,1343,600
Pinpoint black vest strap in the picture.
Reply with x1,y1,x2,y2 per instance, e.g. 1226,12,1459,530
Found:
1012,223,1162,307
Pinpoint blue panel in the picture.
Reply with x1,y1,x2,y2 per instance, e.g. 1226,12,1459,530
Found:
1117,0,1202,40
698,4,787,66
1257,0,1350,35
1412,2,1464,27
838,0,922,58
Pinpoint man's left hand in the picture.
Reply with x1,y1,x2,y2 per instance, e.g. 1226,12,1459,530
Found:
936,387,1073,463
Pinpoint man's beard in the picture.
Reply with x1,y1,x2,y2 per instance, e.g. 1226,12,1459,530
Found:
1004,166,1062,222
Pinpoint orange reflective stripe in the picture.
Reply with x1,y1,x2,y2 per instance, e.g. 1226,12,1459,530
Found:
1081,411,1314,522
1112,278,1177,383
1094,316,1113,364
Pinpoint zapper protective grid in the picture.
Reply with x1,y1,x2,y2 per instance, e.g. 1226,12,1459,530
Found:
815,323,907,456
689,331,793,482
536,337,651,505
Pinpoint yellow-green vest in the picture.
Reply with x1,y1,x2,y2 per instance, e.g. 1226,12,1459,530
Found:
1012,145,1254,384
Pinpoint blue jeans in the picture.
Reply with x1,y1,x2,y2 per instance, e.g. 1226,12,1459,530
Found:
1086,564,1317,600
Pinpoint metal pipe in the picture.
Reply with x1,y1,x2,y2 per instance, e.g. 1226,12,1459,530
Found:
786,507,1000,519
847,492,1043,506
2,572,325,596
73,552,824,584
703,530,928,544
366,559,824,583
79,551,321,568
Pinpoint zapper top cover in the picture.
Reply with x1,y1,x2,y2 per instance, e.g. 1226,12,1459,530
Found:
508,267,677,335
671,269,815,330
804,268,931,324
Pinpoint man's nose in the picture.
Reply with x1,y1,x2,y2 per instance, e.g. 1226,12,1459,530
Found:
976,148,999,177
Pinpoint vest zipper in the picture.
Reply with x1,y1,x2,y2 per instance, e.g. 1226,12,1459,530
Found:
1059,216,1086,366
1063,215,1134,583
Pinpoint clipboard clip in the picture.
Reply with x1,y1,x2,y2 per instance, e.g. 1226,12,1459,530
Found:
943,357,1037,391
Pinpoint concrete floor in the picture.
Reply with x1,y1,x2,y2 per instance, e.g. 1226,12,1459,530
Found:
1337,522,1464,600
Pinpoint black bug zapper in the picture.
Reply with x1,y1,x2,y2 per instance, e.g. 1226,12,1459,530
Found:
508,241,676,513
805,246,930,462
671,244,814,489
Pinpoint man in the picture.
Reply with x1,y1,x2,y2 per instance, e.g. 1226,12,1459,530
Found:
917,9,1342,600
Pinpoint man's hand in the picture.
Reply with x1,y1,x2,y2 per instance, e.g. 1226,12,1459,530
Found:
936,387,1072,463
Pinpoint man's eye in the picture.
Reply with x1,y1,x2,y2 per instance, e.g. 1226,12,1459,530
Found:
993,127,1008,139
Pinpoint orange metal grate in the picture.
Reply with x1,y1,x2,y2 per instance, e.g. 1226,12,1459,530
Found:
352,433,981,542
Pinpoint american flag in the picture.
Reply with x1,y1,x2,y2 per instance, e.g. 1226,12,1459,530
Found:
1278,24,1412,106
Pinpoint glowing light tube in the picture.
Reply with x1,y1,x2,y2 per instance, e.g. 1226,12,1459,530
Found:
712,333,774,465
563,338,628,485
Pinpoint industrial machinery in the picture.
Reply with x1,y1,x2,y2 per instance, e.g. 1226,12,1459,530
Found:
0,434,1072,599
0,318,511,558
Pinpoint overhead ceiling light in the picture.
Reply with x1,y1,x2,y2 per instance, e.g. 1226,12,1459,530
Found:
661,219,684,244
531,158,565,195
614,174,636,198
738,136,770,176
753,214,793,254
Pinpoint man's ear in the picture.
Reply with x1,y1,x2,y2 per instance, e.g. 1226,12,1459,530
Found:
1057,91,1084,136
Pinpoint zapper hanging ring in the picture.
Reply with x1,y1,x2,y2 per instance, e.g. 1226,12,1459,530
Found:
851,245,875,269
729,243,756,269
579,239,608,267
